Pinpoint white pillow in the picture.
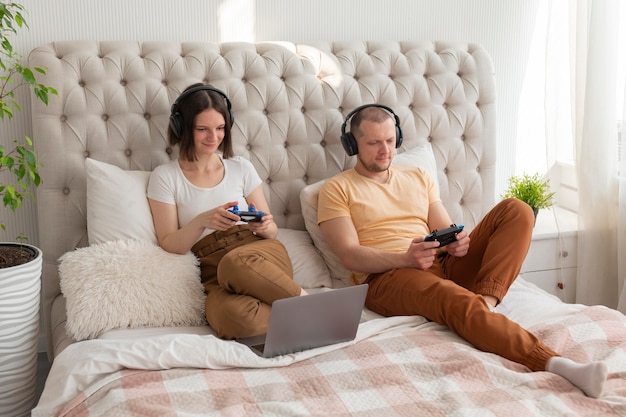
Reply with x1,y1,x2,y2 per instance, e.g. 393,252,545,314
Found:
300,143,439,280
85,158,331,288
59,239,206,341
86,158,157,245
277,228,332,288
300,180,352,281
392,142,439,189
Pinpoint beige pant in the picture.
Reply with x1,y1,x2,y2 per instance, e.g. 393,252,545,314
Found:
191,225,301,339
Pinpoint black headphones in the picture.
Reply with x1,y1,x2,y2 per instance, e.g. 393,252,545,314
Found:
340,104,403,156
169,85,234,138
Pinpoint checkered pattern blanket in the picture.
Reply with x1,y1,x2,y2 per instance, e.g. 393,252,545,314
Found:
33,281,626,417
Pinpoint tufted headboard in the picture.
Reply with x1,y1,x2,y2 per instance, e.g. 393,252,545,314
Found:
29,41,496,358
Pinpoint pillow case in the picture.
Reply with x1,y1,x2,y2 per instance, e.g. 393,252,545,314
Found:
392,142,439,189
300,180,352,281
86,158,157,244
277,228,332,288
300,143,439,280
59,239,207,341
85,158,331,289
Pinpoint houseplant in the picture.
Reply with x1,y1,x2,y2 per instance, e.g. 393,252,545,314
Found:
502,172,556,220
0,2,56,416
0,1,55,264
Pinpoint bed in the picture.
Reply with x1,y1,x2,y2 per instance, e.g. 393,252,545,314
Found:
29,41,626,416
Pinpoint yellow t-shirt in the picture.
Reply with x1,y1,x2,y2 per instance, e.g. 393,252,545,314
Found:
318,165,440,284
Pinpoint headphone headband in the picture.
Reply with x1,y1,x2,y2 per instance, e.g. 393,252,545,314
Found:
340,104,403,156
169,85,234,138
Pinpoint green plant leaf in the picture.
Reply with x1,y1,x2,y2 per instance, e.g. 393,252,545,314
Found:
502,172,556,211
0,2,57,234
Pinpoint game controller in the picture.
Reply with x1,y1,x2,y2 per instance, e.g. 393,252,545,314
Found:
228,205,265,222
424,224,464,247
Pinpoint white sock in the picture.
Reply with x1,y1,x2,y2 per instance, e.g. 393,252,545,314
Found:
546,357,608,398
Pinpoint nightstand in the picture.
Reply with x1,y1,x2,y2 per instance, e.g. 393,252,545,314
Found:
520,207,578,303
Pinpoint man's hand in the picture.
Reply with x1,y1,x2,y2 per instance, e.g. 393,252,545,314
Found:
444,230,470,257
406,239,441,270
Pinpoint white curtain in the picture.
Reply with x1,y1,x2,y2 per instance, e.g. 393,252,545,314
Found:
575,0,620,308
532,0,626,310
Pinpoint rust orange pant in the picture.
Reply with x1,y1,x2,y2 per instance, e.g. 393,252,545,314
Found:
191,225,301,339
365,198,558,371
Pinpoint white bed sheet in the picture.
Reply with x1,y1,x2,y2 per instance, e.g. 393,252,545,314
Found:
32,278,611,417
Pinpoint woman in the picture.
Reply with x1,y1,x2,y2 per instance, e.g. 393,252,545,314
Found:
147,83,305,339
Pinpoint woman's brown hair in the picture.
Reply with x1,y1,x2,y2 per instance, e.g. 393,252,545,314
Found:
168,83,234,161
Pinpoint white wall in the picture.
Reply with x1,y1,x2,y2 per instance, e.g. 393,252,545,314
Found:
2,0,542,245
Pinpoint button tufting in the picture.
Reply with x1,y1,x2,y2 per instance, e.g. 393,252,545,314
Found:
83,151,90,158
246,144,252,150
266,178,271,184
144,113,151,120
63,187,70,195
125,149,132,157
102,114,109,121
79,81,85,87
303,175,308,182
60,115,67,122
320,140,327,147
120,80,127,86
166,147,173,154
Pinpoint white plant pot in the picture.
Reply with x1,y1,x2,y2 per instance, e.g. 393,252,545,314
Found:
0,243,42,417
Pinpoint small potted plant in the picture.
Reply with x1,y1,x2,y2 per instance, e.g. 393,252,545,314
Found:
502,172,556,222
0,2,56,415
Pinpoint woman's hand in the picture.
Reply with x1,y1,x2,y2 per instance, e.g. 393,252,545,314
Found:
246,211,275,236
200,201,241,231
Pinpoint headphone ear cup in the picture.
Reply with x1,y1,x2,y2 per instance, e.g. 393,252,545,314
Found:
341,132,358,156
169,111,183,138
395,126,403,149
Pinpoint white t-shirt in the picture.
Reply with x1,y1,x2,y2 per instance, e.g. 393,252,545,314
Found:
147,156,263,240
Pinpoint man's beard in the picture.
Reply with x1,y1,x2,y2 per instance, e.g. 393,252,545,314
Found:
358,155,392,173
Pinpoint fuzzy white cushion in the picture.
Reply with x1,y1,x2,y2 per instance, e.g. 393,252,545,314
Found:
300,143,439,280
86,158,157,245
59,239,207,341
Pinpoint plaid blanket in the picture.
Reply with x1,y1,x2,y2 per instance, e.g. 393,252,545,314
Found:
33,281,626,417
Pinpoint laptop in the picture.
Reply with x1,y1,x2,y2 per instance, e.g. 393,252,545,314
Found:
239,284,368,358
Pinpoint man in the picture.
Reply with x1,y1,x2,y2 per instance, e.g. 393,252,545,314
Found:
318,104,607,397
